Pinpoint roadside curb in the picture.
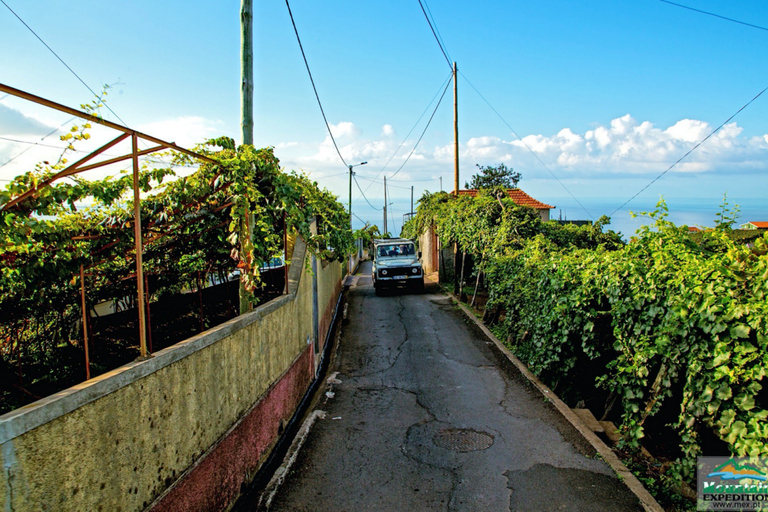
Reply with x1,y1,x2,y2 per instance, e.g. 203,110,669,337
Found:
449,296,664,512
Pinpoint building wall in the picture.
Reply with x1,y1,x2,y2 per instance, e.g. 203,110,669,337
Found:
0,236,341,512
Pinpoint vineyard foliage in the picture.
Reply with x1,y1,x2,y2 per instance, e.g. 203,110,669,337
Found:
1,133,353,408
412,191,768,481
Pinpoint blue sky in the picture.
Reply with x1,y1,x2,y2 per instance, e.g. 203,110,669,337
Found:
1,0,767,237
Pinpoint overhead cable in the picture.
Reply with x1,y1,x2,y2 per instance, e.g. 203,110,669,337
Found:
354,175,382,211
417,0,452,70
610,83,768,216
285,0,348,168
387,75,451,180
423,0,452,62
459,70,595,220
660,0,768,32
357,71,452,201
356,175,413,190
0,118,75,168
1,0,128,126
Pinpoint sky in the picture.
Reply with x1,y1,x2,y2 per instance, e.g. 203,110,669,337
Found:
1,0,768,238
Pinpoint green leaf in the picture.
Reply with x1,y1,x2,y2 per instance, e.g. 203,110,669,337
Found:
730,324,751,339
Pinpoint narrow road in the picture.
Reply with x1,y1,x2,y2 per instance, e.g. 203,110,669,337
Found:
262,261,643,511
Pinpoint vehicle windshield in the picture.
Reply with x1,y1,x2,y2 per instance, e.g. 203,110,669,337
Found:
377,244,415,258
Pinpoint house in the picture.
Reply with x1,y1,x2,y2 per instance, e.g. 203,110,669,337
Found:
454,188,555,222
740,221,768,230
418,188,555,275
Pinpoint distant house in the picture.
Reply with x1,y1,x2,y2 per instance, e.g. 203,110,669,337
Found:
454,188,555,222
741,221,768,230
688,226,701,233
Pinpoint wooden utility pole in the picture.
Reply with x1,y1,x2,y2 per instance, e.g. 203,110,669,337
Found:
453,61,459,197
239,0,253,314
453,62,461,294
383,176,388,235
241,0,253,146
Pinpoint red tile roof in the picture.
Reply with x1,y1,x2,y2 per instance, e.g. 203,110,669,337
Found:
454,189,554,210
746,221,768,229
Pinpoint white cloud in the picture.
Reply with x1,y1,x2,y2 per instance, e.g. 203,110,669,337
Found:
272,115,768,208
665,119,710,143
137,116,224,148
0,104,55,135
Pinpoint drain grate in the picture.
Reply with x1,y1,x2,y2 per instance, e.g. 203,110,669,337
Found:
433,428,494,452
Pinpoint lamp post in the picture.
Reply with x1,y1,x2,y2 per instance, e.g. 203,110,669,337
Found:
348,161,367,228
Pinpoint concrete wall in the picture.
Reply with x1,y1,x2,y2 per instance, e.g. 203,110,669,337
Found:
317,258,343,359
0,236,342,512
418,224,439,275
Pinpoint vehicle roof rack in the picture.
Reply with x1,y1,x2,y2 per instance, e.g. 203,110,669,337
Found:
373,237,414,244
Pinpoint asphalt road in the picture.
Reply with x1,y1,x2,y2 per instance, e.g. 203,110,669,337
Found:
260,261,643,511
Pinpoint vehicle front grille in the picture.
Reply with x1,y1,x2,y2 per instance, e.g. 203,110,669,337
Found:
379,266,421,278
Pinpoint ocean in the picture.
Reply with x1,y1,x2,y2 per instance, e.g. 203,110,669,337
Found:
550,197,767,241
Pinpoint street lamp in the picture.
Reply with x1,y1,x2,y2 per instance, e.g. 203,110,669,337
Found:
348,161,367,228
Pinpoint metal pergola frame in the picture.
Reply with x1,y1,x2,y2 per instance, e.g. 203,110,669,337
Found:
0,83,219,363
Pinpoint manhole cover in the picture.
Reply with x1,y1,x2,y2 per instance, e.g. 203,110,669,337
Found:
433,429,494,452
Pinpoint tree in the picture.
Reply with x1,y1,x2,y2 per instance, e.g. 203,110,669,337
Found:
465,163,521,190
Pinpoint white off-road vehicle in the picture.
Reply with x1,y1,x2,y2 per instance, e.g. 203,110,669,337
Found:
372,238,424,295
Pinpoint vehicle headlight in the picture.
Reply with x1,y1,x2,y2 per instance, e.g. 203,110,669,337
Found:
411,267,419,274
381,269,388,276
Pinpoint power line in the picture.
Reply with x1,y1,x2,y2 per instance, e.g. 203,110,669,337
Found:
0,136,72,152
659,0,768,32
422,0,452,62
356,71,452,202
0,118,75,168
609,84,768,216
285,0,348,168
417,0,452,70
353,175,382,211
1,0,128,126
387,76,451,181
352,212,369,225
458,70,595,220
356,175,412,190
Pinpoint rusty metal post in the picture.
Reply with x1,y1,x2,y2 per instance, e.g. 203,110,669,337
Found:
198,271,205,333
132,133,148,358
283,210,288,294
144,272,153,354
80,264,91,380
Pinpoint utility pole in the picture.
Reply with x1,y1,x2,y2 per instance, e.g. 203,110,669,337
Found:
241,0,253,146
411,185,414,216
453,61,459,197
348,161,367,228
439,177,442,192
453,61,461,294
383,175,387,235
239,0,253,314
